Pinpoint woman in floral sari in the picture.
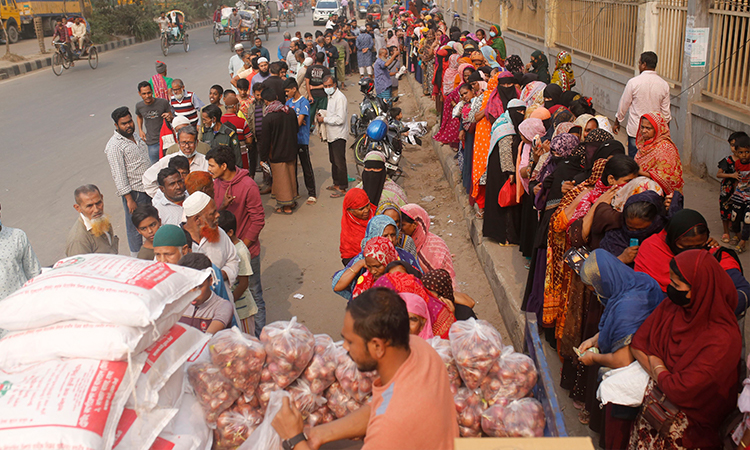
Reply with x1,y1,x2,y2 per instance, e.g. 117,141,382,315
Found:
551,51,576,91
635,112,684,194
433,54,463,147
420,29,437,96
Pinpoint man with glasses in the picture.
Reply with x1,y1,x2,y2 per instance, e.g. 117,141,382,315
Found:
170,79,205,129
142,125,209,198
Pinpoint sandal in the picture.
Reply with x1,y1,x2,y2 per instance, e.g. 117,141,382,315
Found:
722,234,731,243
326,185,338,191
476,209,484,219
274,206,294,215
306,196,317,205
578,410,590,425
330,189,346,198
736,244,746,254
731,236,740,246
572,400,585,411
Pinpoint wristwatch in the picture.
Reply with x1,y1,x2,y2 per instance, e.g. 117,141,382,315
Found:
282,432,307,450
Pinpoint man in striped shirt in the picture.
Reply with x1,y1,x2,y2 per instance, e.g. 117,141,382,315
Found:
170,79,205,128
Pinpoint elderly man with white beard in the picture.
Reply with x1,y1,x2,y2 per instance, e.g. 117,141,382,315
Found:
65,185,120,257
182,191,239,286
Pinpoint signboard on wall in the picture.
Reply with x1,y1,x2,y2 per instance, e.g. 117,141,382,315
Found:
690,27,709,67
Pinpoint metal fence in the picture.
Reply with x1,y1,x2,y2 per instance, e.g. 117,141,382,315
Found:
656,0,688,84
506,0,546,41
704,0,750,109
554,0,639,68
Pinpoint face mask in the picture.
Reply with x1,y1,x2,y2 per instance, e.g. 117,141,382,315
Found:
666,285,690,307
324,87,335,95
489,31,496,37
181,148,196,158
174,92,185,101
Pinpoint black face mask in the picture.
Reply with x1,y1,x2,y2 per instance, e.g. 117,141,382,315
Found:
666,285,690,307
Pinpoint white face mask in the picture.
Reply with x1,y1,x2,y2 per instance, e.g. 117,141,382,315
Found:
174,92,185,101
181,147,196,158
489,31,496,37
324,87,335,95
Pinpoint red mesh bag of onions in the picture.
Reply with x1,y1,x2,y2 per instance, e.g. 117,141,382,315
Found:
427,336,462,396
214,400,264,450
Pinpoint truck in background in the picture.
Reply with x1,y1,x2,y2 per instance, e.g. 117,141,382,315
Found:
1,0,91,43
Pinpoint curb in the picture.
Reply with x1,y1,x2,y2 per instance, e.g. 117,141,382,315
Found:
405,73,527,349
0,19,211,81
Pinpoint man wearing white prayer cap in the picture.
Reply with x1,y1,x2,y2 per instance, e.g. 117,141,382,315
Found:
182,191,240,286
229,42,245,81
251,56,271,90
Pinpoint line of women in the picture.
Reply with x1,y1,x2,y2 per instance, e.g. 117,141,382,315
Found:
331,151,477,341
416,18,750,450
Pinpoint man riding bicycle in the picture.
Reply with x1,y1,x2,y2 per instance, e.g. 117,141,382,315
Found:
228,8,242,44
52,20,74,65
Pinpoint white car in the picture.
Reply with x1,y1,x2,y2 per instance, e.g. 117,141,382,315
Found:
313,0,341,26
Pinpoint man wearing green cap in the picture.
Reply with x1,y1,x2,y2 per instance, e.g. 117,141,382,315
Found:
153,224,232,302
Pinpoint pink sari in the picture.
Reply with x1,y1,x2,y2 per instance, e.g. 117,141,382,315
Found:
433,88,462,145
400,204,456,288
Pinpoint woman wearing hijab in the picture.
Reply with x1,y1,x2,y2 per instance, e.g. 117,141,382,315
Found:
551,51,575,91
629,249,741,449
515,118,547,258
505,54,524,74
480,46,500,69
575,249,665,445
434,55,463,148
350,236,400,297
339,188,374,266
486,24,507,61
543,83,564,111
401,292,435,339
635,112,684,194
356,152,408,210
520,80,546,109
573,113,598,141
422,268,478,321
572,130,619,184
420,29,437,96
527,50,550,84
333,215,422,300
401,203,457,288
377,202,419,256
484,99,526,245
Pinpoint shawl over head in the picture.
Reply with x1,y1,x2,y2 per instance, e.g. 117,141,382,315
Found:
580,249,664,354
631,249,741,448
340,188,375,259
401,292,435,340
599,189,681,256
634,112,684,194
505,54,524,74
363,236,399,266
480,46,500,69
421,268,455,301
442,54,461,95
535,133,580,182
520,81,546,108
401,204,455,280
543,83,563,110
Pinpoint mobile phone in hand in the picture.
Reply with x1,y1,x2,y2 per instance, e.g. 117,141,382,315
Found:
629,238,639,247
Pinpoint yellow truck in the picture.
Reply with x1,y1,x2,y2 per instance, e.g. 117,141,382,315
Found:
1,0,90,43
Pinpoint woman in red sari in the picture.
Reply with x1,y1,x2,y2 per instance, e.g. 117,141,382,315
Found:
634,112,684,195
339,188,374,266
629,249,741,449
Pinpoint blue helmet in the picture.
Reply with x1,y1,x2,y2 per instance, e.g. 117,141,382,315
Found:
366,119,388,141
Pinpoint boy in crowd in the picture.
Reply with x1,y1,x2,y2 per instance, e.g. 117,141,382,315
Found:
218,210,257,335
729,135,750,252
718,131,749,244
178,252,234,334
131,205,161,260
284,78,316,205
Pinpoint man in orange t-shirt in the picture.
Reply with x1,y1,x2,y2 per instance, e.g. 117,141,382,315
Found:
272,288,459,450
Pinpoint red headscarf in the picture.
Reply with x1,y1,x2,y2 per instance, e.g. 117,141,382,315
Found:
340,188,374,260
631,249,741,448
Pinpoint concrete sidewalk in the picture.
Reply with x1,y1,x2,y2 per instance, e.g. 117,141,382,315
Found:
0,19,211,80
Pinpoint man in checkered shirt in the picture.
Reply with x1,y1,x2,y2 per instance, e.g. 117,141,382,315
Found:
105,106,153,257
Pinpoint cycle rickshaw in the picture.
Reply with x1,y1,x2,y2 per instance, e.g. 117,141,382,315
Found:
160,10,189,56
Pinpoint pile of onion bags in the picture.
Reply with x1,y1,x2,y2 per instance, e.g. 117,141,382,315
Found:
259,317,315,389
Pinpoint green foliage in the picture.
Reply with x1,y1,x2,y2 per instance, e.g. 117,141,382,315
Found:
89,0,211,43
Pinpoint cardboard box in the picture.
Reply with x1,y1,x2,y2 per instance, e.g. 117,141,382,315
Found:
454,437,596,450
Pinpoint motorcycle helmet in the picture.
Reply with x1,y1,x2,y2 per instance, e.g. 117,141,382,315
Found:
366,119,388,141
359,77,374,95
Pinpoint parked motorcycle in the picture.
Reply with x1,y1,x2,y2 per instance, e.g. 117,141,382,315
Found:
352,116,404,179
350,77,390,138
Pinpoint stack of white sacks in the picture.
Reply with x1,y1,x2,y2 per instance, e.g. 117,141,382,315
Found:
0,254,215,450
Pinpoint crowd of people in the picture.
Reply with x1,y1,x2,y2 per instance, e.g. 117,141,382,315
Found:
4,2,750,449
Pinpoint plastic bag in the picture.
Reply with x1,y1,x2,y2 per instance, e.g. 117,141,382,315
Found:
254,365,282,415
306,404,336,427
287,378,328,417
214,401,264,450
300,334,338,395
209,327,267,396
499,178,520,207
454,386,485,437
428,336,462,395
259,317,315,388
481,398,545,437
334,347,377,403
325,381,362,419
449,318,505,390
480,346,538,404
238,390,292,450
151,391,212,450
187,362,241,426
